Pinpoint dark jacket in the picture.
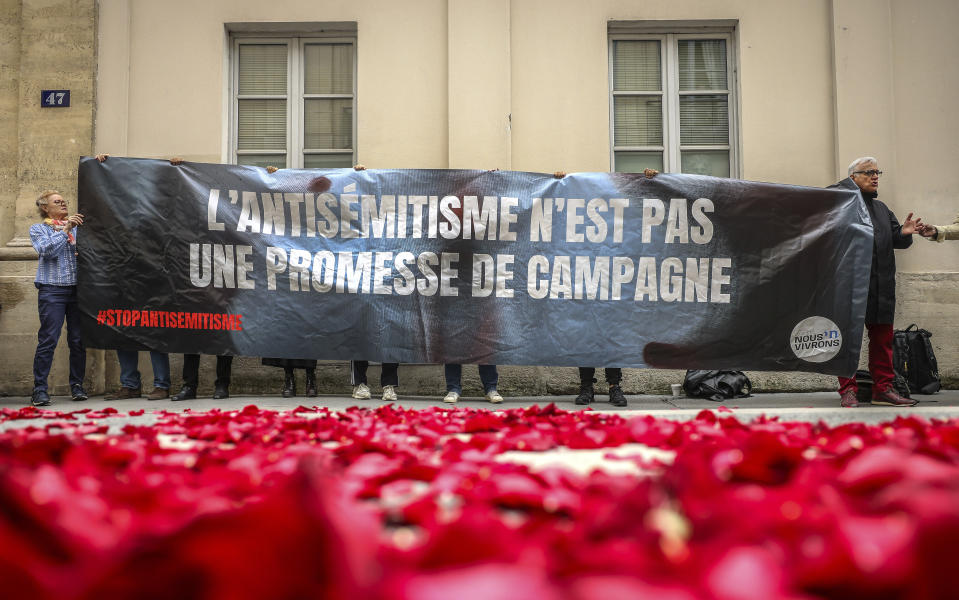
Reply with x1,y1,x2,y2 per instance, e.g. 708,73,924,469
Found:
829,177,912,323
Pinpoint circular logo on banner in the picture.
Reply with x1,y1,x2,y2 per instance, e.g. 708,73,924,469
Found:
790,316,842,363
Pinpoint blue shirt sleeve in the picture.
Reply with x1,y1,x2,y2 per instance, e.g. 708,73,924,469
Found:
29,223,69,257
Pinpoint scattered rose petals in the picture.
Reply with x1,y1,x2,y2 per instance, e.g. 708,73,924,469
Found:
1,405,958,598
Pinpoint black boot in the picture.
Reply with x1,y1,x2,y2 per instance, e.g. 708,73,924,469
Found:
609,384,627,408
575,384,594,405
305,369,317,397
171,386,196,402
282,369,296,398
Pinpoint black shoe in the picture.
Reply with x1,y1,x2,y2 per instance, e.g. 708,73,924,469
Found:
609,385,627,407
282,374,296,398
212,384,230,399
574,385,594,405
170,386,197,401
70,384,88,401
31,389,51,407
305,370,317,397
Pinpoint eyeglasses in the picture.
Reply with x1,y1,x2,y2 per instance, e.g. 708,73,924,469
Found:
853,169,883,177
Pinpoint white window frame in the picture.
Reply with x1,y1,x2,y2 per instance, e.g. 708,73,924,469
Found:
609,29,739,177
229,34,357,168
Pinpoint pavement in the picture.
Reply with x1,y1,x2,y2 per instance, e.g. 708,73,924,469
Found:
3,389,959,432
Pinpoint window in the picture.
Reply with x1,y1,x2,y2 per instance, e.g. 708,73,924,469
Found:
610,30,736,177
231,36,356,168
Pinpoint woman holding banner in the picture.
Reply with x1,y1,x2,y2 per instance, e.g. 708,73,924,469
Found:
28,190,87,407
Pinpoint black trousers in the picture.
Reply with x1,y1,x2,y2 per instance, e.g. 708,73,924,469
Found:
579,367,622,386
181,354,233,389
351,361,399,387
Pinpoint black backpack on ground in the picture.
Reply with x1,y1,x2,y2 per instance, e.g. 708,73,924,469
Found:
854,369,911,404
893,325,941,395
683,370,752,402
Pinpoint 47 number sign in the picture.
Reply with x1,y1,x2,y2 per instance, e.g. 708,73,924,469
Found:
41,90,70,108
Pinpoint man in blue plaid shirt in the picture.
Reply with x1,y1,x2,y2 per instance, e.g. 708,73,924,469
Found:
29,190,87,406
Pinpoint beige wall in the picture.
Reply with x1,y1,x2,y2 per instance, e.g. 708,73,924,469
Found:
96,0,450,168
97,0,845,182
0,0,21,247
508,0,837,184
888,0,959,273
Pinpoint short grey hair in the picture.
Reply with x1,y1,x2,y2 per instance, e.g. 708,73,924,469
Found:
36,189,61,217
848,156,878,176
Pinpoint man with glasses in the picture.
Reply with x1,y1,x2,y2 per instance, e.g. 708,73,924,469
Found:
831,157,920,408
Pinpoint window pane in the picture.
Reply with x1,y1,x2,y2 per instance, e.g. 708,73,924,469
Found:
682,150,730,177
238,44,287,95
237,154,287,169
304,98,353,149
679,95,728,144
614,96,663,146
304,43,354,94
614,151,664,173
613,40,661,91
679,39,727,90
304,153,353,169
237,99,286,150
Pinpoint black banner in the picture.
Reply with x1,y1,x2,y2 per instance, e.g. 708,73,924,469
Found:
77,158,872,376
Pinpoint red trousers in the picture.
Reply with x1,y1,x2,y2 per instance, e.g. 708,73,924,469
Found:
838,323,894,396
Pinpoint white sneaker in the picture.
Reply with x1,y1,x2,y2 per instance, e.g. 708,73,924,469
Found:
443,391,460,404
485,390,504,404
352,383,371,400
382,385,397,401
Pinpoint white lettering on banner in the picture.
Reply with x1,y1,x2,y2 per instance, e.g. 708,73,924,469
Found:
373,252,393,295
316,193,338,237
255,248,469,298
205,188,714,246
463,196,498,240
236,246,255,290
285,194,304,237
641,199,665,243
440,253,459,297
237,191,261,233
495,254,515,298
207,190,224,231
190,243,212,287
416,252,439,296
439,196,461,239
264,247,287,290
408,196,428,239
472,254,495,297
524,255,732,303
499,197,518,241
212,244,235,289
691,198,714,244
530,198,553,242
190,183,731,303
610,198,629,243
288,249,312,291
565,199,585,243
261,193,285,236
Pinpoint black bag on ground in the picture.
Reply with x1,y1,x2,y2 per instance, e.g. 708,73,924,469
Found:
893,325,941,395
854,369,911,404
683,370,752,402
